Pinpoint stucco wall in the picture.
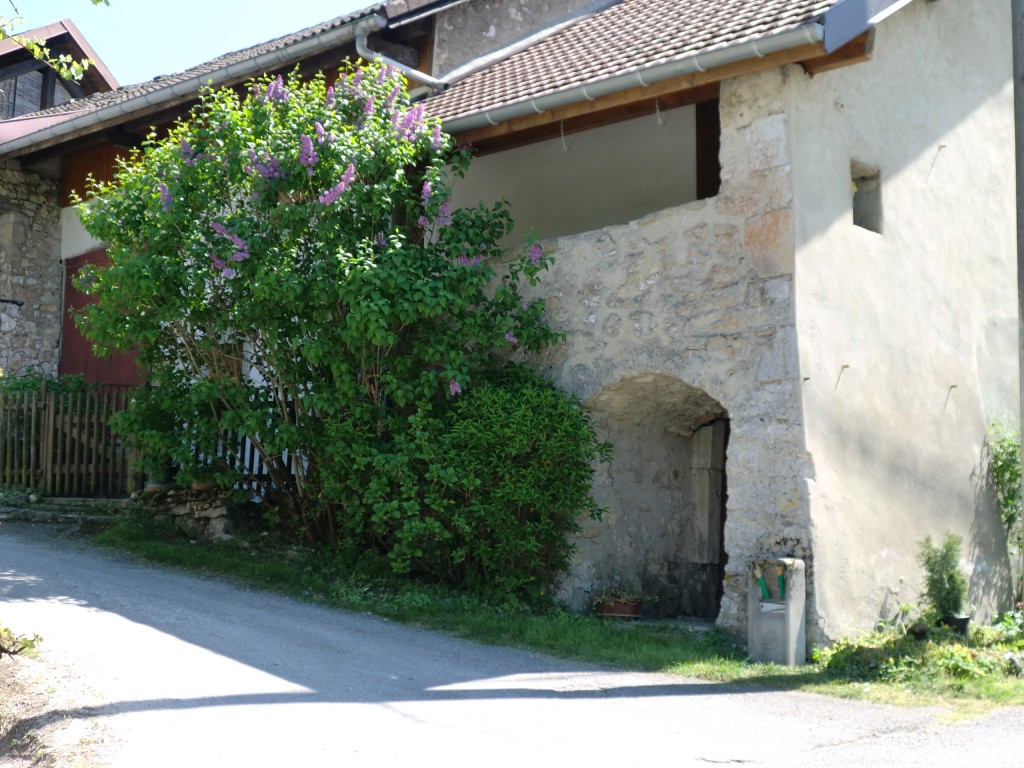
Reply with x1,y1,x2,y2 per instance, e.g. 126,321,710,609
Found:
789,0,1017,638
433,0,605,75
482,68,813,637
452,105,698,244
0,161,62,378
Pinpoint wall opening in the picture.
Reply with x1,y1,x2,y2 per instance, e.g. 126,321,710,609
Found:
851,161,883,234
585,375,729,619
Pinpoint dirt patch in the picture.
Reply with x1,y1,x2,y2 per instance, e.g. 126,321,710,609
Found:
0,653,117,768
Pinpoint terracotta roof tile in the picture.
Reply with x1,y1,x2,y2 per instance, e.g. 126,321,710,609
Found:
426,0,837,122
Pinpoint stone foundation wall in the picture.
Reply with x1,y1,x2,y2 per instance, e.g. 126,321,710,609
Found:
0,161,62,379
507,68,814,638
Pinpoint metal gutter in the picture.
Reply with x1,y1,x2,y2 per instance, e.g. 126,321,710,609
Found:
441,23,824,135
0,18,368,158
355,15,446,90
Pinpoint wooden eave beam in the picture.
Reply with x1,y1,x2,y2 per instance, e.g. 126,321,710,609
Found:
451,32,873,150
800,30,874,76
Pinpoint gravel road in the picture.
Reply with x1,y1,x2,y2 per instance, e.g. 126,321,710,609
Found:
0,520,1020,767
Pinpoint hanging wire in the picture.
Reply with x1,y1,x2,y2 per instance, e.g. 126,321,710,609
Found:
559,120,570,152
6,0,20,17
655,98,667,126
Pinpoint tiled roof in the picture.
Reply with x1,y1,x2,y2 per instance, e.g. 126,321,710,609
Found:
426,0,838,122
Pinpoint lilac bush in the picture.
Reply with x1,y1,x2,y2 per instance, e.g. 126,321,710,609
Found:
76,62,607,597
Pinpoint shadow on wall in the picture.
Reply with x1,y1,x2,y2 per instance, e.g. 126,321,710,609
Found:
582,373,729,619
970,445,1015,620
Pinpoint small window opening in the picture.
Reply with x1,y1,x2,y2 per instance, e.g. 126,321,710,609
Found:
851,161,882,234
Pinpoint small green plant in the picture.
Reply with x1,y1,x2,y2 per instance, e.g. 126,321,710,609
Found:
0,623,39,660
917,532,968,619
593,582,649,608
987,422,1023,601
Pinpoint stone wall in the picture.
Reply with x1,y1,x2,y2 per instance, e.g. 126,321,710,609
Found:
433,0,604,75
0,161,62,379
501,67,814,638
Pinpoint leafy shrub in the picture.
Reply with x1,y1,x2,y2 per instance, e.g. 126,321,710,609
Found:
347,366,610,598
987,423,1023,601
73,61,607,598
917,533,968,618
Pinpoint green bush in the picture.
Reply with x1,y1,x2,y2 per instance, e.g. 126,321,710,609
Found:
357,366,610,598
917,533,968,618
73,61,608,598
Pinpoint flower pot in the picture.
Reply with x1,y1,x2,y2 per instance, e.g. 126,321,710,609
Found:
595,599,642,620
939,615,970,636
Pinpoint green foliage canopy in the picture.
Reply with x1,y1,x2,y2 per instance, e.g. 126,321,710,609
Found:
76,62,608,596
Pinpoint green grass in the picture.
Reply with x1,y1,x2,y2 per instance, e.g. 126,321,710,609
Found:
89,514,1024,712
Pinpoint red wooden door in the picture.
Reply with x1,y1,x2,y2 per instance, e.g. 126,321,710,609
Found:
61,249,143,386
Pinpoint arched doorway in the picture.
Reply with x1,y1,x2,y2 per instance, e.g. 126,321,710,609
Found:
585,374,729,618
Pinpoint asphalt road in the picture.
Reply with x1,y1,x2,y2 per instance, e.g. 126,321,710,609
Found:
0,521,1020,767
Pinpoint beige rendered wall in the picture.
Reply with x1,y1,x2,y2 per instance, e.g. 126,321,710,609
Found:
788,0,1018,638
452,105,698,244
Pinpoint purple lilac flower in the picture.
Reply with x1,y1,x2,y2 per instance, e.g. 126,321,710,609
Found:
363,96,375,117
325,86,336,108
395,104,425,141
421,181,432,205
386,84,401,109
377,65,391,83
158,183,171,212
180,138,197,166
352,69,363,90
318,163,356,205
210,254,226,270
417,215,429,227
246,149,282,180
223,267,237,279
430,123,444,152
505,332,519,345
449,379,462,396
264,75,289,102
210,221,228,237
435,199,452,227
521,300,529,311
528,243,542,266
315,121,332,145
373,232,387,246
299,133,318,174
456,253,482,268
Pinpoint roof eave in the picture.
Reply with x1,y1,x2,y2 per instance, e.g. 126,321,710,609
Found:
441,23,825,135
0,17,367,160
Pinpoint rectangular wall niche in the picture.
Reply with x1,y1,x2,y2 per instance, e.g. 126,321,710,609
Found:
851,161,882,234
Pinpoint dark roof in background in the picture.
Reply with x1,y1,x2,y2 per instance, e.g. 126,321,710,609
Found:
23,5,388,119
426,0,837,122
0,18,119,93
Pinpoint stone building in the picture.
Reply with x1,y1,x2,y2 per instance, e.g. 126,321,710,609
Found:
0,0,1016,644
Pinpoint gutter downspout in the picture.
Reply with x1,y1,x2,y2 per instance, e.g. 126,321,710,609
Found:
0,18,367,159
355,15,446,91
442,23,824,135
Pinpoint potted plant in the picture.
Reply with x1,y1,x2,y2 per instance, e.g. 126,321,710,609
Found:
593,583,647,620
917,532,970,635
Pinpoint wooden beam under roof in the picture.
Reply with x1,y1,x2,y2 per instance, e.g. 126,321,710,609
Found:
450,33,874,151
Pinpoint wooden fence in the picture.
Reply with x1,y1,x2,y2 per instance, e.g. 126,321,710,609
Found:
0,383,137,498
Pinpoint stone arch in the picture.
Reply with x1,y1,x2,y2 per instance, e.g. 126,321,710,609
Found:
566,373,730,618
